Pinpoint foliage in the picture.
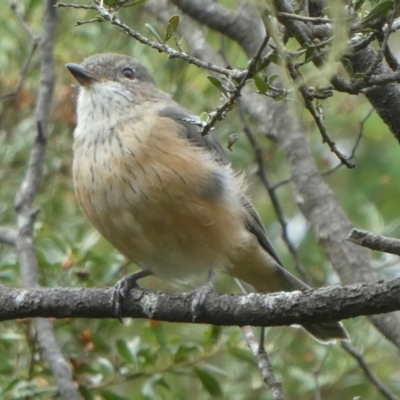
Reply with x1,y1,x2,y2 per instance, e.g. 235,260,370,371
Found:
1,0,400,399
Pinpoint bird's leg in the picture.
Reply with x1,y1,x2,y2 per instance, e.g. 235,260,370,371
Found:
112,270,152,321
189,270,216,320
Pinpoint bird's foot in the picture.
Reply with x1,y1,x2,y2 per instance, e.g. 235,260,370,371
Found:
188,271,215,321
112,270,151,322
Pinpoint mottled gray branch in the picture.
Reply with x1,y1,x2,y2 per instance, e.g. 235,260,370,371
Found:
348,229,400,256
242,326,286,400
274,103,400,349
0,227,17,246
164,0,400,348
1,278,400,326
349,46,400,143
273,0,400,142
171,0,265,57
143,0,224,68
13,1,80,399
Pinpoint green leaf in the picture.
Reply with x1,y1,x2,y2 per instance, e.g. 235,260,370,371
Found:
78,385,94,400
355,0,366,11
361,0,394,24
228,347,258,367
200,112,209,122
145,23,163,43
164,14,180,42
254,74,269,94
142,374,170,400
116,339,136,364
342,57,354,77
194,367,223,397
165,15,180,42
267,52,282,65
305,44,315,61
268,74,279,84
207,76,226,94
122,0,148,8
173,343,201,363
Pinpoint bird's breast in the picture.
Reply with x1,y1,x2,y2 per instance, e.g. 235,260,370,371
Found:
72,116,249,278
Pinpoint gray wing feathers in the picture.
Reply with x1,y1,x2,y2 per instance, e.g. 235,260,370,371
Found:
158,105,229,165
158,104,284,266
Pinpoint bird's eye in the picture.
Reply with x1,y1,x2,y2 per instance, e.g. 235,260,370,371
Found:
122,68,135,80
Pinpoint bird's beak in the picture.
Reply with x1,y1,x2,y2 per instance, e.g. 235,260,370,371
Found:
66,63,99,86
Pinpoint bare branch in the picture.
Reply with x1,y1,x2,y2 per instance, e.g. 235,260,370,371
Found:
275,103,400,348
341,342,399,400
312,346,332,400
0,227,17,246
277,11,333,24
348,229,400,256
1,2,41,100
2,278,400,326
57,3,245,80
9,0,40,39
12,1,80,398
273,0,400,141
238,107,310,283
0,42,39,100
171,0,265,57
201,35,270,136
242,326,286,400
321,109,373,177
287,61,355,168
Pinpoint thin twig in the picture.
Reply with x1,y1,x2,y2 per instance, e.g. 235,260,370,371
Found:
341,342,399,400
321,108,373,176
56,2,97,9
287,61,355,168
0,42,39,100
271,109,373,187
313,346,332,400
242,326,286,400
277,11,333,24
201,34,270,136
238,107,310,283
364,1,400,81
1,2,41,100
57,3,245,80
9,0,40,39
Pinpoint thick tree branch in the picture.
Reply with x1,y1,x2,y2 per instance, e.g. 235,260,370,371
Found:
274,102,400,349
171,0,264,57
349,46,400,143
273,0,400,142
2,278,400,326
0,227,17,246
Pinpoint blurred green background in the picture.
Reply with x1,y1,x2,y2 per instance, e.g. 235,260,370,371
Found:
1,0,400,399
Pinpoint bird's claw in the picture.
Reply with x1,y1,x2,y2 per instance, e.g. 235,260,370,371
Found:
188,271,215,321
111,270,151,322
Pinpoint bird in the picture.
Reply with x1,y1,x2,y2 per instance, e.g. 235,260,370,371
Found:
66,53,349,343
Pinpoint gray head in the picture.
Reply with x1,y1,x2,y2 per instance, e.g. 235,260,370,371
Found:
67,54,169,140
66,53,164,103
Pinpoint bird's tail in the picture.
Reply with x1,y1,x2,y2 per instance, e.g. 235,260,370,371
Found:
230,246,349,343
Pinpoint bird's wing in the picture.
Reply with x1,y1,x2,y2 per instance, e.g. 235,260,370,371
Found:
158,105,229,165
158,104,284,267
